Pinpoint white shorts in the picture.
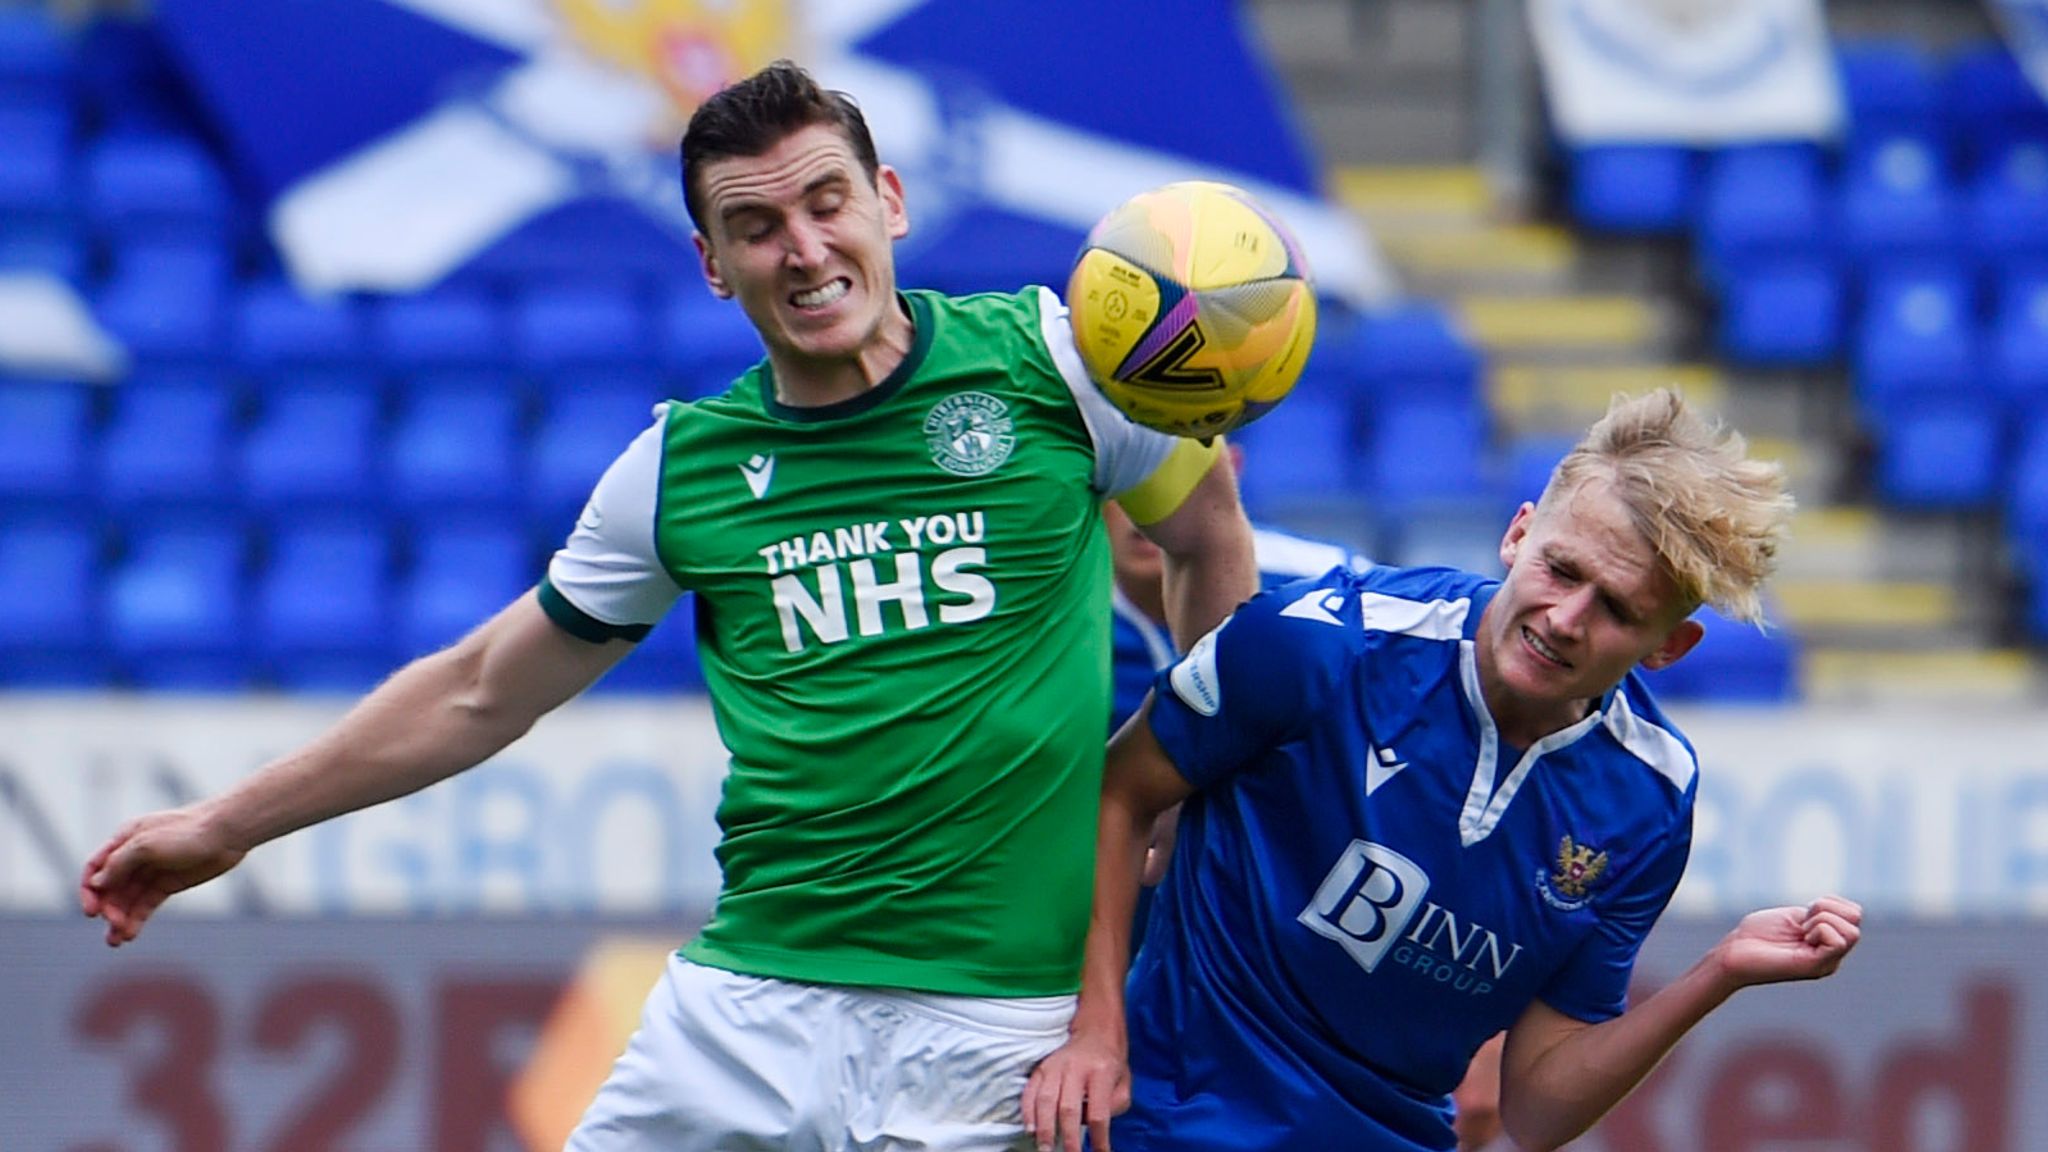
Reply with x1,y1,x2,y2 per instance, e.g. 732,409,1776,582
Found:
566,955,1076,1152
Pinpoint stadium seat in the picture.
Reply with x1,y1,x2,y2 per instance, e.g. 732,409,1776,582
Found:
661,294,765,399
1714,258,1844,367
1939,41,2048,175
1836,39,1938,142
1987,271,2048,416
254,515,395,691
73,18,200,136
590,600,704,693
0,7,74,101
1837,133,1957,268
0,220,86,283
232,279,367,369
2006,416,2048,551
384,374,526,521
82,132,231,248
0,378,93,510
1873,392,2004,509
1502,432,1578,505
0,104,71,224
1638,604,1798,703
1694,144,1831,288
240,374,385,513
1341,301,1484,410
511,283,657,372
96,372,239,517
1566,145,1695,235
105,518,250,688
93,239,229,363
1965,144,2048,273
1852,264,1981,422
1362,398,1490,505
1230,392,1356,515
0,518,105,687
370,287,507,370
395,524,534,658
528,380,670,536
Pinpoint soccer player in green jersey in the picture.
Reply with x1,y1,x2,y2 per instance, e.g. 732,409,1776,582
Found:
79,61,1258,1151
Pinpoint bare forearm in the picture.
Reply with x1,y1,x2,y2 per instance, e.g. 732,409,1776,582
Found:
1071,789,1155,1038
1504,951,1741,1150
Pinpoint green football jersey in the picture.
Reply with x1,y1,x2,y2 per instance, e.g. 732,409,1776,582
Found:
541,287,1213,995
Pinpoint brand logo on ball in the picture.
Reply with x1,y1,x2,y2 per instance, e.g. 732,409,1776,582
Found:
925,392,1017,476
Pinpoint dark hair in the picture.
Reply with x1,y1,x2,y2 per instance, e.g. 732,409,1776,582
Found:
679,59,881,233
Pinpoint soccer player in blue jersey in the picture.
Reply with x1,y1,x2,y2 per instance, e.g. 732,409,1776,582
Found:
1025,390,1864,1152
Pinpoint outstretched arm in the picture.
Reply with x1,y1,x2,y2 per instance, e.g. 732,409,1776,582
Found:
1499,897,1863,1151
1130,451,1257,648
79,591,634,945
1023,704,1196,1152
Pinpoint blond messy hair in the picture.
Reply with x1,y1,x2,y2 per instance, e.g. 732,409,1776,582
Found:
1540,389,1793,626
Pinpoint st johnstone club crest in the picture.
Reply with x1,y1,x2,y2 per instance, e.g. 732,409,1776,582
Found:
1536,833,1610,912
925,392,1017,476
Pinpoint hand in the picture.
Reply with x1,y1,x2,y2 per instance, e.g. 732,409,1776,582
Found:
1022,1027,1130,1152
1716,896,1863,987
79,805,247,947
1141,803,1181,887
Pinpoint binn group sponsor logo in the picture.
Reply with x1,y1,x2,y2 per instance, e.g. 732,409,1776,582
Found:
924,392,1016,476
1301,839,1523,996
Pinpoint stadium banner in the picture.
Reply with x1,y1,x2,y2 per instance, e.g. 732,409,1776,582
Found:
1529,0,1844,144
4,698,2048,918
1,916,2042,1151
151,0,1395,305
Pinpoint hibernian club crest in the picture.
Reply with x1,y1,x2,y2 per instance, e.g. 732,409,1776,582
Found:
924,391,1016,476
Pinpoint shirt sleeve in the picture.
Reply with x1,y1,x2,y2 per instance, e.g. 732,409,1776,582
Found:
1535,818,1694,1023
1034,285,1221,525
1147,573,1359,790
539,406,684,641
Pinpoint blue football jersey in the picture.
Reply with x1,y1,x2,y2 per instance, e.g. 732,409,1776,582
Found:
1109,524,1367,732
1117,564,1697,1152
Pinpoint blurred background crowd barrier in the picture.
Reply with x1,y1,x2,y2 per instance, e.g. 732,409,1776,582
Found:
3,0,2047,1148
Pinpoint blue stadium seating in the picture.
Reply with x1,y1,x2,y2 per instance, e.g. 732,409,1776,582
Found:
1988,271,2048,416
1836,39,1938,142
0,104,71,223
371,287,507,370
232,279,367,369
82,131,230,248
73,18,199,136
1639,605,1799,703
96,372,239,516
1230,391,1355,514
0,7,73,98
1873,391,2005,509
93,239,229,363
105,518,250,687
0,518,105,687
254,515,395,690
527,380,670,537
662,293,765,399
1714,258,1844,367
384,374,526,520
1566,145,1695,235
1852,263,1981,421
0,379,93,510
1964,144,2048,273
511,283,657,371
1362,398,1490,505
1940,42,2048,175
395,524,533,658
1340,301,1483,410
240,374,385,513
1695,144,1831,287
1503,432,1578,505
0,220,87,283
1838,133,1957,268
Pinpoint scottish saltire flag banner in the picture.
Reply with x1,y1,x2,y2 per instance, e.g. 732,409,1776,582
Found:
1530,0,1842,144
154,0,1394,305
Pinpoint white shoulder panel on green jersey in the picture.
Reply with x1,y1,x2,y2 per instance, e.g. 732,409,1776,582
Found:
545,405,682,628
1033,285,1182,499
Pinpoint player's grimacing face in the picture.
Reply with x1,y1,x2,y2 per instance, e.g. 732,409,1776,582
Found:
1485,478,1701,716
693,123,910,362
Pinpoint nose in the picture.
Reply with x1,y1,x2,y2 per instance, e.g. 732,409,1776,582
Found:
1548,585,1596,639
783,218,828,269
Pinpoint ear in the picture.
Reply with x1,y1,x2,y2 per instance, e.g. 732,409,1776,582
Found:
1638,617,1705,671
694,231,732,299
1498,502,1537,570
878,164,911,240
